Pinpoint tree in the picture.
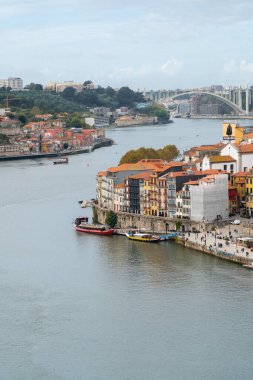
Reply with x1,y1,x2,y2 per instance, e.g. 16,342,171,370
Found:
119,145,179,164
18,115,27,125
25,83,43,91
117,87,135,107
61,86,76,101
105,211,118,228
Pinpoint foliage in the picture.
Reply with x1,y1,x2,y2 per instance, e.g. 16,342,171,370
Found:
61,86,76,100
18,115,27,125
24,83,43,91
105,211,118,228
119,144,180,164
139,104,170,123
59,85,145,109
0,90,87,115
66,113,87,128
175,221,182,231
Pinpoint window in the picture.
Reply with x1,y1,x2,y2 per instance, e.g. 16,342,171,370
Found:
230,164,233,170
224,164,227,170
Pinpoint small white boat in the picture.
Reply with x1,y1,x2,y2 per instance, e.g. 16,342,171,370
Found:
53,157,68,165
243,262,253,269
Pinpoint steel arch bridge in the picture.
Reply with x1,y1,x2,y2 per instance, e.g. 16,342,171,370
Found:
158,90,245,115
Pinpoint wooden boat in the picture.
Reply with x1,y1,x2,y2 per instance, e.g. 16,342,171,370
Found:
53,157,68,165
74,217,114,236
125,231,160,243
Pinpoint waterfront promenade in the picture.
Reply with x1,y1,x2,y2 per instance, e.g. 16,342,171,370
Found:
177,220,253,265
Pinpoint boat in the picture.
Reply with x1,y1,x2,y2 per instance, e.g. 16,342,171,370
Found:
242,261,253,269
159,232,178,241
53,157,68,165
74,217,114,235
125,231,160,243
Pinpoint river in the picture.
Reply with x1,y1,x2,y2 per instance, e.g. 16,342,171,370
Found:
1,119,253,380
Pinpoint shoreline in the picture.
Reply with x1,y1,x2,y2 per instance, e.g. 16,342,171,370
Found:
93,204,253,268
0,138,114,161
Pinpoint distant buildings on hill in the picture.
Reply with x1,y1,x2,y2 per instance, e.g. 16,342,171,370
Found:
0,77,23,91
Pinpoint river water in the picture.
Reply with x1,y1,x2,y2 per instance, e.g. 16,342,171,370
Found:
1,119,253,380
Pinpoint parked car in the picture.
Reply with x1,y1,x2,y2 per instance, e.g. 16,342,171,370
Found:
231,220,240,225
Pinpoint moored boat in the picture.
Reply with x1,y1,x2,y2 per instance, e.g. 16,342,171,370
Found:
53,157,68,165
74,217,114,236
243,262,253,269
125,231,160,243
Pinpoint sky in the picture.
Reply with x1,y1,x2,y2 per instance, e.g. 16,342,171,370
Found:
1,0,253,90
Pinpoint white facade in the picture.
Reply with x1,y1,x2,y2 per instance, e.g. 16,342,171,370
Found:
8,77,23,90
241,153,253,172
114,186,125,212
190,174,228,222
0,77,23,90
201,155,236,173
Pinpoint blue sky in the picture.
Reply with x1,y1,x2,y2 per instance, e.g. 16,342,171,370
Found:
1,0,253,89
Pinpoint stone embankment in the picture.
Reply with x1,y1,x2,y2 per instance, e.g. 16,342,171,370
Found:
94,204,253,267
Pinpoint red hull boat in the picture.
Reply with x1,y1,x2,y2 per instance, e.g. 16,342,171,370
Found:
74,217,114,236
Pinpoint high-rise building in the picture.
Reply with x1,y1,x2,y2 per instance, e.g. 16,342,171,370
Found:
8,77,23,90
190,95,201,115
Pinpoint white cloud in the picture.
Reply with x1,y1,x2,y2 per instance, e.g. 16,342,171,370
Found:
159,59,183,76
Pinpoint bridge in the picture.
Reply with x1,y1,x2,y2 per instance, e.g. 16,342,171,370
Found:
145,87,253,115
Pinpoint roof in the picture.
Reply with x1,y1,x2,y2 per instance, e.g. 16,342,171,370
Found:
185,180,200,185
107,160,164,173
209,155,236,163
198,169,228,175
129,172,152,180
239,144,253,153
115,183,125,189
232,171,248,177
244,132,253,139
97,171,107,176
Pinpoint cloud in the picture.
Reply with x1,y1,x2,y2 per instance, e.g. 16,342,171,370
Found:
159,59,183,76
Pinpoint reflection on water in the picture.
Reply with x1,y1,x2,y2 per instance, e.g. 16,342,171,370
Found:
1,120,253,379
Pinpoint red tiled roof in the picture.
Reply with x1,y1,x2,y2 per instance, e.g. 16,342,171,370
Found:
239,144,253,153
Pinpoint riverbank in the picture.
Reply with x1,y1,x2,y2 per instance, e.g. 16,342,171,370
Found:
0,138,114,161
94,203,253,268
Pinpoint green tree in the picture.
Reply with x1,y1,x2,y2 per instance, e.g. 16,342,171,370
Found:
25,83,43,91
119,145,179,164
105,211,118,228
61,86,76,101
18,115,27,125
117,87,135,107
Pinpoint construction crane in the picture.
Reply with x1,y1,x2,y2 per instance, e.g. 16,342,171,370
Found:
4,95,22,108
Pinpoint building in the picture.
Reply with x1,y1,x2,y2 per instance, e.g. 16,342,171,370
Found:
201,155,236,174
85,116,110,128
183,143,224,162
246,168,253,216
191,95,201,115
231,172,248,213
199,104,220,115
7,77,23,90
97,160,165,210
220,142,253,172
124,172,151,214
189,174,228,222
0,77,23,90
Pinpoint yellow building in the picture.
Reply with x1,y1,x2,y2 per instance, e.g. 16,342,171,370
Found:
231,172,248,212
144,176,151,216
222,122,244,144
246,168,253,216
149,172,159,216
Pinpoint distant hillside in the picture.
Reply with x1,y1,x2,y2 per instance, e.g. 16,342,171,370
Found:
0,90,88,114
